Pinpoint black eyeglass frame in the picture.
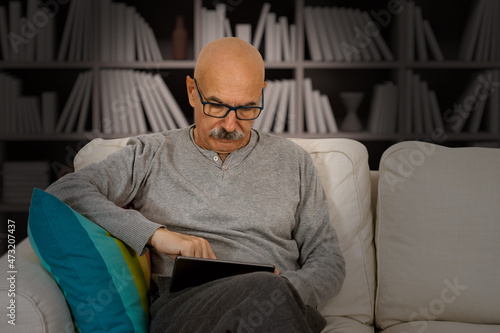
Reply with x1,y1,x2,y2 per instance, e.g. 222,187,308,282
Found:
194,78,264,121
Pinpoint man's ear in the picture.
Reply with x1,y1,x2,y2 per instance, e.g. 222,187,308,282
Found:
186,75,196,107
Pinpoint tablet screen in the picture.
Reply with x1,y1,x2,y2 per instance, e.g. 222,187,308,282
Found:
169,256,275,292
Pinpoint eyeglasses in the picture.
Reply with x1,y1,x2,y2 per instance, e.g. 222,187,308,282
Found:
194,78,264,120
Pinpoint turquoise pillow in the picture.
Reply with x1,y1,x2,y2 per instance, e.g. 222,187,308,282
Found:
28,188,150,333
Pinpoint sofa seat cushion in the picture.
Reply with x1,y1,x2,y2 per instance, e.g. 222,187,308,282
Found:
380,321,500,333
375,141,500,330
290,138,375,331
28,188,151,333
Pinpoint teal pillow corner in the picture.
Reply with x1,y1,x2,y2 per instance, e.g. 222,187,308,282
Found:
27,188,149,333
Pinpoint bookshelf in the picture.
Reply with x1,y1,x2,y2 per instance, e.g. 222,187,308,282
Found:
1,0,499,250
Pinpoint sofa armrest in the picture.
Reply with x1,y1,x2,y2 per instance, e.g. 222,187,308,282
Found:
0,238,76,332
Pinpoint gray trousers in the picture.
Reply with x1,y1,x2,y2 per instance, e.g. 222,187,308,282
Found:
149,271,326,333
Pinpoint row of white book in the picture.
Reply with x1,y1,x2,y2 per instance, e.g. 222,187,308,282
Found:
459,0,500,62
446,70,500,133
58,0,162,62
367,81,399,134
0,72,58,135
1,161,50,204
0,0,55,61
200,3,296,62
406,3,444,61
56,69,189,134
304,6,394,62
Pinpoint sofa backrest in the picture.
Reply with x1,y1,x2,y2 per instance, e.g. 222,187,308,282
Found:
375,141,500,330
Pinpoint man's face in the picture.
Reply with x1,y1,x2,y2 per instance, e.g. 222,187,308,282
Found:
187,76,264,155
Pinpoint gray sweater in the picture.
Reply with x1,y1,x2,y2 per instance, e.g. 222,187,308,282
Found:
46,126,345,307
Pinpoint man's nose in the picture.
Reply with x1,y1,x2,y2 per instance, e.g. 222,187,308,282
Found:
222,110,238,132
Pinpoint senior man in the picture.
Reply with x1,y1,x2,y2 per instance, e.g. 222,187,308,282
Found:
47,37,345,332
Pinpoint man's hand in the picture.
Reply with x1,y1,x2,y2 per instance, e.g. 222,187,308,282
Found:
148,228,217,260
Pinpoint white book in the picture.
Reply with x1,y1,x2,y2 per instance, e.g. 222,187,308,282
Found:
429,90,444,131
56,71,85,133
322,8,343,61
361,11,394,61
288,79,297,134
289,24,296,61
68,0,84,61
376,83,393,133
99,70,112,134
224,18,233,38
206,10,218,46
312,7,333,62
134,15,146,62
26,0,37,61
347,8,371,61
253,3,271,50
64,71,92,133
273,80,290,133
125,7,136,62
215,3,226,39
116,69,132,133
331,8,349,62
8,1,22,61
338,7,361,62
117,70,138,134
0,6,9,61
100,0,110,61
313,90,327,134
265,12,276,61
76,71,94,133
275,21,282,61
252,81,275,130
137,72,164,132
279,16,291,62
490,0,499,61
303,78,317,133
414,6,427,61
367,84,383,133
303,7,322,61
420,81,433,133
235,24,252,44
447,75,482,133
473,0,492,61
467,70,491,133
146,25,163,61
138,17,153,61
353,9,381,61
82,0,93,61
126,70,148,133
423,20,444,61
321,94,338,133
147,74,175,131
57,0,76,60
115,3,125,62
42,92,57,134
412,74,423,133
105,70,121,133
406,2,415,61
458,0,485,61
200,7,208,50
261,80,282,132
404,70,413,134
488,70,499,133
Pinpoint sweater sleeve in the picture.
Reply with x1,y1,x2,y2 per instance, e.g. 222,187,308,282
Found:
45,134,166,255
280,152,346,307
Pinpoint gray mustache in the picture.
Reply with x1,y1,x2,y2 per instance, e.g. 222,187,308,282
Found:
209,128,244,141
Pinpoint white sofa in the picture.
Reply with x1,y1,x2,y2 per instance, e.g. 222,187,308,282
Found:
1,137,499,332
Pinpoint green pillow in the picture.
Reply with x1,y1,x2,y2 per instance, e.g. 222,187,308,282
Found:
28,188,150,332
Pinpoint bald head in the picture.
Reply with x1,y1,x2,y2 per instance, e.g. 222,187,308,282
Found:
194,37,265,88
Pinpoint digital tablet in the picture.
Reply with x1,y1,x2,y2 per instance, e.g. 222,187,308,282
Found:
169,256,275,292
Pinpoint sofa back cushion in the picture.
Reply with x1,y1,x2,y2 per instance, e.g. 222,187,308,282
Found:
290,138,375,328
375,141,500,329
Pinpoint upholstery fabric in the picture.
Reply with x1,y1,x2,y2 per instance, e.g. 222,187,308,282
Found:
28,188,150,333
290,138,375,332
375,141,500,329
